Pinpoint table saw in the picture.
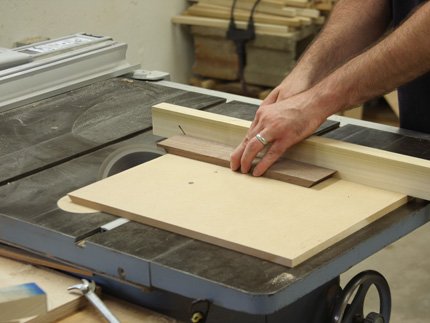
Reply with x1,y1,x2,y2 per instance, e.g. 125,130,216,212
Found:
1,35,430,323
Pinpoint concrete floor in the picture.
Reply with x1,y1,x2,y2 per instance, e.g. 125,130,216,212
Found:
341,100,430,323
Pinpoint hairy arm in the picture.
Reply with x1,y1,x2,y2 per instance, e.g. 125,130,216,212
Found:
263,0,391,104
314,1,430,118
231,1,430,176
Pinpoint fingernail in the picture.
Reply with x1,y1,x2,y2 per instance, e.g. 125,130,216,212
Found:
252,168,262,177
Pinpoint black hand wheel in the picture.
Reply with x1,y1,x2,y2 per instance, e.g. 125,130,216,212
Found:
332,270,391,323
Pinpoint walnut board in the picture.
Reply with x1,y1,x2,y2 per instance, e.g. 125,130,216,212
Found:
68,154,407,267
158,135,336,187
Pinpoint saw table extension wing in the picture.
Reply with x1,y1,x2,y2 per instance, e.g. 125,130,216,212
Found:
69,153,406,267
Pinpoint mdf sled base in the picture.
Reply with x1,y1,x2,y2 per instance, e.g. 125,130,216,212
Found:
69,154,406,268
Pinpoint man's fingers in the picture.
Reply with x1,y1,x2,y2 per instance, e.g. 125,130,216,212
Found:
231,119,262,171
240,132,270,174
252,142,286,177
230,139,247,171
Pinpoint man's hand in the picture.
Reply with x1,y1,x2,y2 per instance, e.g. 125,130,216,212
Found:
230,92,325,176
230,0,430,177
261,73,312,106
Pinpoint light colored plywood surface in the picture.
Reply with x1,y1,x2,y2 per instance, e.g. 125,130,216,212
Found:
152,103,430,200
57,195,98,214
0,256,176,323
0,282,47,322
0,256,86,322
68,154,406,267
152,102,249,147
284,136,430,201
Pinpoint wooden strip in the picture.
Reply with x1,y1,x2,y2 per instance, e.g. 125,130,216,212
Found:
284,137,430,200
171,15,292,36
284,0,310,7
158,135,336,187
0,245,94,277
199,0,298,17
152,102,249,147
192,3,313,25
68,154,406,267
296,7,320,18
199,0,320,18
152,103,430,200
187,3,304,27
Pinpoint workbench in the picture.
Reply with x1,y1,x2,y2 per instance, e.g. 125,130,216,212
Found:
1,76,429,322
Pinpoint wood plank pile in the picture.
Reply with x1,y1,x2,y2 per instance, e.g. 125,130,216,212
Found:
172,0,336,92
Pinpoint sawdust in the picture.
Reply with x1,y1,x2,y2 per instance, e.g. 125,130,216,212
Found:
270,272,295,285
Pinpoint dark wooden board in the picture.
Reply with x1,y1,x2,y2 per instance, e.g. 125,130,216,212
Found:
158,135,336,187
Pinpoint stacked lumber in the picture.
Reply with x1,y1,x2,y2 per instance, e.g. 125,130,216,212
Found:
172,0,336,92
180,0,336,32
189,76,271,99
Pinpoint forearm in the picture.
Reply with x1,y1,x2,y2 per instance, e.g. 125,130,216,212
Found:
289,0,391,87
308,1,430,120
231,1,430,176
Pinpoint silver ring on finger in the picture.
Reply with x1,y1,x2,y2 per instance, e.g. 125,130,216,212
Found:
255,133,268,146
